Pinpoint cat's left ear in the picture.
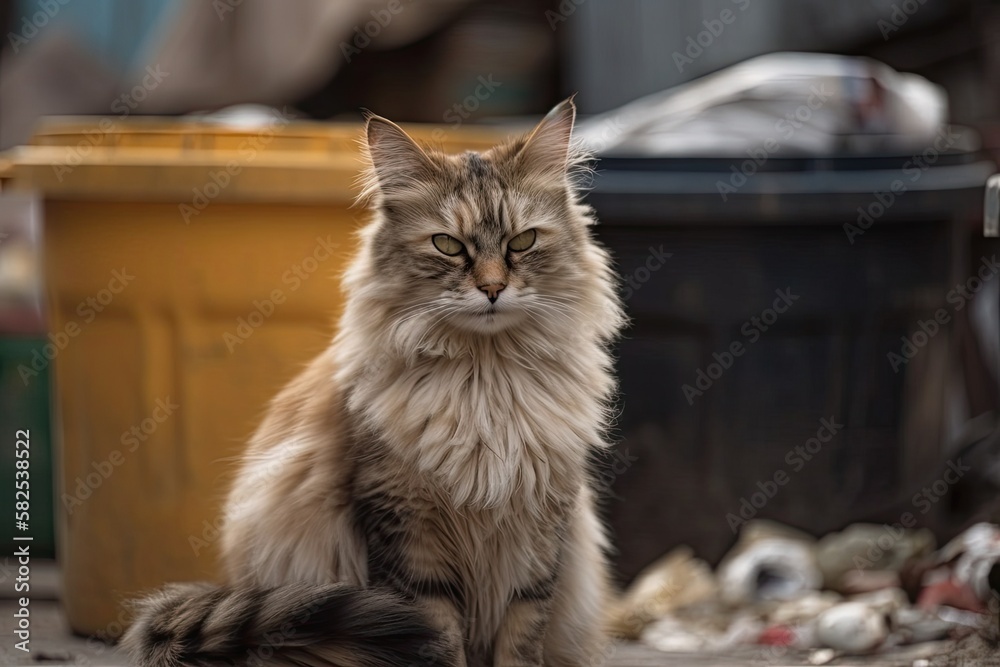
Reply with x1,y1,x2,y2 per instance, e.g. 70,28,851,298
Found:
363,113,435,197
515,96,577,176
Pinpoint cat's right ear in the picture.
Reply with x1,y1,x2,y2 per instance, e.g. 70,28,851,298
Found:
363,113,435,198
514,97,577,178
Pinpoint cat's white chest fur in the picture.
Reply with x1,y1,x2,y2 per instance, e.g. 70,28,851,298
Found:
354,346,604,509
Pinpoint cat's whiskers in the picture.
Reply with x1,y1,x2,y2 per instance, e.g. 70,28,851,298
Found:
520,310,563,343
411,304,466,354
389,301,460,340
392,299,457,324
530,294,592,321
521,305,576,342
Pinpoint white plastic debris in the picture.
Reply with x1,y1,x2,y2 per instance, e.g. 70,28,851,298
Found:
808,648,837,665
640,615,711,653
641,610,763,654
576,52,948,157
985,174,1000,237
816,602,888,653
718,537,822,606
935,605,989,631
893,606,957,644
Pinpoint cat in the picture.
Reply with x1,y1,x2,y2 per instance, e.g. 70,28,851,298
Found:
121,97,626,667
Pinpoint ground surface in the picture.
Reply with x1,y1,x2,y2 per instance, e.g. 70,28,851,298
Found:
1,562,994,666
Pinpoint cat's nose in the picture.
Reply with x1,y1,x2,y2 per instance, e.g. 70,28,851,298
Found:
478,283,506,304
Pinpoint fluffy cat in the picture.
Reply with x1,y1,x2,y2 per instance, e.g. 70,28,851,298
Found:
121,98,626,667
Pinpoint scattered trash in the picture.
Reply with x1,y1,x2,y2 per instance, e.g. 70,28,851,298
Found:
627,520,1000,660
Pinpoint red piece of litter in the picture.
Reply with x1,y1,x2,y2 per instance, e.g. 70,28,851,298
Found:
758,625,796,646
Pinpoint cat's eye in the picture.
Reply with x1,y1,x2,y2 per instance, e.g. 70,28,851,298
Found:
508,229,536,252
432,234,464,256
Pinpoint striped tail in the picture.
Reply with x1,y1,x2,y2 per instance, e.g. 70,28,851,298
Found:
120,582,453,667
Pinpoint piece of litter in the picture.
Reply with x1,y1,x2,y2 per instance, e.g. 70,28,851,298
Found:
808,647,836,665
816,601,888,653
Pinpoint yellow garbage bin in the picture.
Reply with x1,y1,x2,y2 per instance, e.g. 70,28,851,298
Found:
0,115,507,637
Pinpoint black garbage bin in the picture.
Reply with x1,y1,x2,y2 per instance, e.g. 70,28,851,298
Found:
587,135,1000,583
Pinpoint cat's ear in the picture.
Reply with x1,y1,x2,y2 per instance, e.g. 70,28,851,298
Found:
363,113,435,197
515,97,577,176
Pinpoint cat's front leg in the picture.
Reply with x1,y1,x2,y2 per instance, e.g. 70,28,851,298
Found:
493,595,552,667
416,596,469,667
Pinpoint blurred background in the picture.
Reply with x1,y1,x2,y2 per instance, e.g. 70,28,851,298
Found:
3,0,1000,144
3,0,1000,659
